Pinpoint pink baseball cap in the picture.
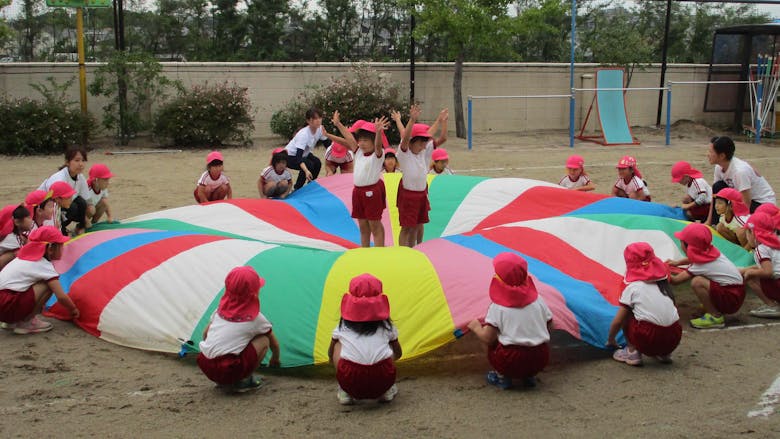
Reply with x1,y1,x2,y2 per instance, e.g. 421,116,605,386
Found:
384,148,396,156
50,181,76,199
330,142,348,159
25,190,51,208
744,212,780,249
616,155,636,169
16,225,69,261
670,161,703,183
410,123,431,139
206,151,223,164
674,223,720,263
432,148,449,161
623,242,669,282
88,163,114,186
566,155,584,169
714,188,750,217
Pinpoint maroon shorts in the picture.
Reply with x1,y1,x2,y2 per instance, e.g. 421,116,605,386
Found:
351,180,386,221
760,277,780,302
326,159,354,172
0,287,36,324
625,316,682,357
193,186,228,203
487,342,549,379
197,343,259,385
686,203,711,222
709,282,746,314
396,183,430,227
337,357,396,399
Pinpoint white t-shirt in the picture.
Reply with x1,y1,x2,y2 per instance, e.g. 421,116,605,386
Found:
754,243,780,279
559,174,591,189
714,157,776,204
429,167,454,175
718,213,748,233
39,167,90,201
0,233,23,253
0,257,59,291
285,126,327,159
331,323,398,365
86,186,109,206
686,177,712,205
396,140,434,191
199,312,273,358
353,151,384,187
614,175,650,198
197,171,230,198
686,253,743,286
619,281,679,326
261,166,292,184
484,298,552,347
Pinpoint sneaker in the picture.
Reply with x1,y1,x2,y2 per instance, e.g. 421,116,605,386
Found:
378,384,398,403
690,313,725,329
232,375,263,393
486,370,512,390
337,387,354,405
612,347,643,366
0,321,15,330
522,376,537,388
749,304,780,318
13,316,53,335
655,355,673,364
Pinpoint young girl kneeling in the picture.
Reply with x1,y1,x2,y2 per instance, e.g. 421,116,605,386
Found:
328,274,402,405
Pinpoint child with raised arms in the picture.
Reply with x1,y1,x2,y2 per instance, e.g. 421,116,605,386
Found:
194,151,232,203
713,188,750,249
328,273,402,405
667,223,745,329
330,112,389,247
38,146,90,235
258,148,293,199
670,161,712,223
0,205,32,270
607,242,681,366
396,105,434,247
85,163,114,227
429,148,454,175
559,155,595,191
0,226,79,333
612,156,650,201
741,212,780,318
197,266,281,392
467,252,553,389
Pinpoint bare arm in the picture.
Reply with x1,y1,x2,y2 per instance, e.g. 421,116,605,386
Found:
374,116,389,157
48,278,79,319
741,189,753,210
744,260,774,280
267,331,281,367
196,185,208,203
329,111,359,152
432,108,448,147
390,110,405,138
389,339,402,361
575,181,596,192
606,306,631,347
466,319,498,346
399,105,421,152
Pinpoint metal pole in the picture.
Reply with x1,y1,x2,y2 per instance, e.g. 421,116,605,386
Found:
467,97,472,151
656,0,672,127
410,14,415,104
568,0,576,148
77,7,87,116
666,83,672,145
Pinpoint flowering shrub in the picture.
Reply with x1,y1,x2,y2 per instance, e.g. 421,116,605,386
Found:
153,82,255,147
271,64,408,143
0,95,95,155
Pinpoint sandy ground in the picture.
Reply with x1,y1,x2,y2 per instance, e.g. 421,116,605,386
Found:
2,122,780,437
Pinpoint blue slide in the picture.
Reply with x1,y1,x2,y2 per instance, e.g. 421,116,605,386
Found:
596,69,636,144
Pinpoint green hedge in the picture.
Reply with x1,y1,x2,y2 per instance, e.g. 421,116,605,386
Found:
0,96,94,155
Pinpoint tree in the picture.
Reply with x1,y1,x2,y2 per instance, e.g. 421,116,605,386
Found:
0,0,15,53
513,0,570,62
401,0,515,138
244,0,289,61
320,0,359,61
14,0,44,61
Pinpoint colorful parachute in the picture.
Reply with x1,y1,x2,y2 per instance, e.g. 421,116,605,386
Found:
46,173,754,367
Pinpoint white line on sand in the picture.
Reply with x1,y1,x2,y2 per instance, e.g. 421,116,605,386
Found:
748,374,780,418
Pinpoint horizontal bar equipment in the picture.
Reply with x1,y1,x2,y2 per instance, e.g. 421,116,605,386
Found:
573,87,669,92
468,94,572,99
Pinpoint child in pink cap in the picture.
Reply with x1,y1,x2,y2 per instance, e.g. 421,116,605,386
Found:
194,151,232,203
611,156,650,201
667,223,745,329
25,190,55,231
328,273,402,405
322,119,380,177
467,252,553,389
50,181,76,234
607,242,681,366
328,112,390,247
0,205,32,270
670,161,712,222
713,188,750,249
755,203,780,233
429,148,453,175
0,226,78,333
395,105,434,247
197,266,281,392
741,213,780,318
38,146,90,235
558,155,595,191
258,148,293,199
85,163,114,228
383,148,400,173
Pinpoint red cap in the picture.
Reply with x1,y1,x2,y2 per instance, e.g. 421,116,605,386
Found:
384,148,396,156
16,226,69,261
50,181,76,199
714,188,750,217
432,148,449,161
330,142,348,159
566,155,584,169
0,204,17,237
670,161,703,183
410,123,431,139
206,151,224,164
88,164,114,186
674,223,720,263
217,266,265,322
489,253,538,308
755,203,780,230
745,212,780,249
340,274,390,322
616,156,636,169
25,190,51,214
623,242,669,282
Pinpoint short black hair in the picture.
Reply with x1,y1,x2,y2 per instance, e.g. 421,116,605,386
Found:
711,136,735,160
271,150,288,166
355,129,374,141
12,205,30,220
305,107,323,120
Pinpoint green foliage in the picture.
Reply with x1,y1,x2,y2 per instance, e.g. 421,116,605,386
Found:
88,51,182,144
0,76,95,154
153,82,255,147
270,64,408,142
0,0,13,50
